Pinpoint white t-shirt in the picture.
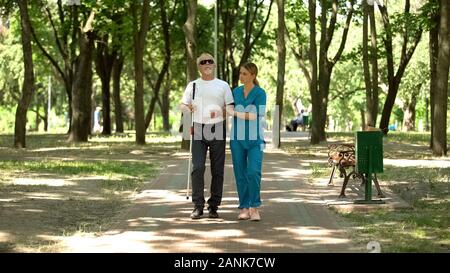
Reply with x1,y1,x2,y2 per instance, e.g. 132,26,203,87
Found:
182,78,234,124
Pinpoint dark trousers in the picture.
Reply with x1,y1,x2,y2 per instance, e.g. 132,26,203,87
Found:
191,122,226,210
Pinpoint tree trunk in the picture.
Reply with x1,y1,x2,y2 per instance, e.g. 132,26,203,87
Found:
317,0,329,142
35,98,40,131
362,0,371,125
360,108,366,130
132,0,151,145
379,78,401,131
369,4,379,125
14,0,35,148
363,2,379,127
432,0,449,156
181,0,197,150
308,0,319,144
85,52,94,135
99,78,111,135
429,0,440,146
317,66,330,141
112,54,124,133
218,0,238,84
402,96,417,131
274,0,286,148
145,96,158,131
65,81,73,134
94,34,116,136
161,73,171,132
69,11,95,143
43,95,48,131
183,0,197,84
425,97,430,131
90,83,96,134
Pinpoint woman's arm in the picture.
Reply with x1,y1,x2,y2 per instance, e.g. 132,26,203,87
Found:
226,105,257,120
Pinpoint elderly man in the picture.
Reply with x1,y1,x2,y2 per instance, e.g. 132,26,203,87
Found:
180,53,234,219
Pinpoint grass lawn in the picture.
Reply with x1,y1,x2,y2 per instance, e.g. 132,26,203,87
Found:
0,132,181,252
282,131,450,252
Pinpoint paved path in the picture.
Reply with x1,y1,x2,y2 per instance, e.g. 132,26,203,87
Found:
63,140,362,253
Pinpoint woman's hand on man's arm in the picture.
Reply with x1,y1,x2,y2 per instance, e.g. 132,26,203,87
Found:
226,105,257,120
179,103,196,113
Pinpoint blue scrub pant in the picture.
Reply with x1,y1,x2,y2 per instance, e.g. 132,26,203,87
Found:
230,140,264,209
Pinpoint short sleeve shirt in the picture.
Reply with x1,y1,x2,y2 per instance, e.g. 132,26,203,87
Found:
231,85,267,147
182,78,234,124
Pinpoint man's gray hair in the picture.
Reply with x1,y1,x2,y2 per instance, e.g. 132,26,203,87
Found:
196,53,215,65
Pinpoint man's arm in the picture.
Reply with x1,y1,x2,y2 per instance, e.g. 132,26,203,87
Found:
180,81,196,113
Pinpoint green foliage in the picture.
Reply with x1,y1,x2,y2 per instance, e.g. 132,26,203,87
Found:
0,0,16,17
0,0,447,135
0,16,22,105
0,106,15,133
390,11,422,39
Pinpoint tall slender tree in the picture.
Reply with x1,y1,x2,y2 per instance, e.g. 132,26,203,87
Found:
363,0,379,128
14,0,35,148
432,0,449,156
94,33,116,136
131,0,151,145
184,0,197,84
306,0,355,144
29,1,80,134
274,0,286,148
144,0,177,132
181,0,197,150
112,53,124,133
290,0,355,143
68,10,96,142
378,0,424,133
219,0,274,88
429,0,440,146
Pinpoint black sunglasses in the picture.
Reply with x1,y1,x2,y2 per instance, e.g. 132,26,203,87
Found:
199,59,214,65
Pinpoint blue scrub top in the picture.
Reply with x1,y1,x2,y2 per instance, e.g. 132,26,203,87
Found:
231,85,267,148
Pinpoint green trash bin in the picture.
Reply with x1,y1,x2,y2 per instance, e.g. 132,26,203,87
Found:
302,115,309,128
355,131,385,204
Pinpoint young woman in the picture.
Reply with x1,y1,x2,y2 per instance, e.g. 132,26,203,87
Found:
229,63,267,221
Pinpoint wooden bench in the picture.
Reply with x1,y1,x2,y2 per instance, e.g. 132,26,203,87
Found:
327,143,384,198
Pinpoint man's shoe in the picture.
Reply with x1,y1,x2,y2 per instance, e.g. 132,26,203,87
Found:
190,208,203,219
208,207,219,218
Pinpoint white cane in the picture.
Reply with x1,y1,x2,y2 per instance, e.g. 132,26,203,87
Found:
186,83,196,200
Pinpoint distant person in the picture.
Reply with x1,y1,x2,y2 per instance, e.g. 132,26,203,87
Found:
287,109,304,132
388,124,396,131
301,110,309,130
93,107,102,133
